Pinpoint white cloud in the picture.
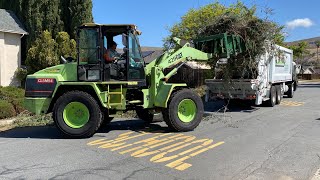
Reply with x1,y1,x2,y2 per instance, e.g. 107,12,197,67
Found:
286,18,314,30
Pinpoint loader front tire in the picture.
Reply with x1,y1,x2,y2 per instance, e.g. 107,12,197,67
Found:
162,89,204,132
53,91,103,138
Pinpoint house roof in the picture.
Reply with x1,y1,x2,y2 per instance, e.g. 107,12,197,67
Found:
143,50,164,64
313,69,320,74
0,9,28,35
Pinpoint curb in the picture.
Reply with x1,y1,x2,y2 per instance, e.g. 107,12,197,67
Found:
0,118,15,126
299,80,320,83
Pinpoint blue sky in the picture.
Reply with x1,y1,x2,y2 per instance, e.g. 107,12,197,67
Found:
93,0,320,47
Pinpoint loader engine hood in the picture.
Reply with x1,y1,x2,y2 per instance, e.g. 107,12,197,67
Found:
28,63,78,82
25,63,77,98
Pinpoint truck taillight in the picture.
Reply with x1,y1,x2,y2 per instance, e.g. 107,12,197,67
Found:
250,79,259,84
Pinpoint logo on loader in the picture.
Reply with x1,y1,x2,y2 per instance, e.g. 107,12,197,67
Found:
168,52,183,64
37,78,55,84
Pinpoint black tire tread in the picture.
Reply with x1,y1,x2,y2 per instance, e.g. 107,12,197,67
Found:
52,90,103,138
287,83,294,98
267,86,276,107
162,89,204,132
275,85,282,105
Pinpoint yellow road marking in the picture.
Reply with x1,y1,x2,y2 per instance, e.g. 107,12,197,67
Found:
175,163,193,171
280,101,304,107
87,132,225,171
119,146,142,154
166,141,225,171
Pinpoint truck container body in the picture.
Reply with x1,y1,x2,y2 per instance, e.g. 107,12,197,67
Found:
205,45,297,106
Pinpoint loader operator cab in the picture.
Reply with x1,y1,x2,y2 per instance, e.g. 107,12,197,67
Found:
77,23,146,86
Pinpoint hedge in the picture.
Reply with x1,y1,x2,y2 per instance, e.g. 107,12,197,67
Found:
0,100,16,119
0,86,26,119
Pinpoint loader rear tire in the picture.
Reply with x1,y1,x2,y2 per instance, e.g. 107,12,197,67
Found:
162,89,204,132
52,91,103,138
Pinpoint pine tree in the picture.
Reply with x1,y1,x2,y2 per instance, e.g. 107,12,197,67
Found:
42,0,64,38
0,0,93,71
68,0,94,39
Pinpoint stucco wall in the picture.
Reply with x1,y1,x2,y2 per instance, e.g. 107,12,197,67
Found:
0,32,21,86
0,32,4,86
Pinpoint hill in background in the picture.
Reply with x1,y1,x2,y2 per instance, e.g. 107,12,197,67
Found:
286,37,320,63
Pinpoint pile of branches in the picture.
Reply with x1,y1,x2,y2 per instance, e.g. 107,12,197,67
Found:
196,10,283,80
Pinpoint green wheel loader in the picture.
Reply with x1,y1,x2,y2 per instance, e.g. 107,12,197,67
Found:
24,23,244,138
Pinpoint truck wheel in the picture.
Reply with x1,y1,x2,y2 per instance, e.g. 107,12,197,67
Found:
275,85,282,105
293,81,297,91
267,86,276,107
287,83,294,98
162,89,204,132
53,91,103,138
136,108,154,123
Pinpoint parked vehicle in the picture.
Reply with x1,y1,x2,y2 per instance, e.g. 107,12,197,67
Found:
205,45,298,106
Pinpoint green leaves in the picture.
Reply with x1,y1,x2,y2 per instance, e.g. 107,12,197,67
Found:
0,0,93,65
166,1,284,80
26,30,76,73
56,32,77,59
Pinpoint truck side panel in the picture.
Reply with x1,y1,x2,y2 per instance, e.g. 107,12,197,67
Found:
205,45,293,105
269,45,293,83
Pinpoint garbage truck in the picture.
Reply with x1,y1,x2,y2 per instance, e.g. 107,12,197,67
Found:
205,44,298,107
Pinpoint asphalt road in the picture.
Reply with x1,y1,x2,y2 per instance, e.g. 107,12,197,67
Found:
1,82,320,180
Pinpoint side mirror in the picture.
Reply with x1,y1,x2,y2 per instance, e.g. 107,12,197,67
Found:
60,56,67,64
61,56,75,64
122,33,128,47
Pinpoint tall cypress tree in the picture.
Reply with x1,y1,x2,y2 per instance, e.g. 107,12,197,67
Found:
42,0,64,38
67,0,94,39
0,0,93,64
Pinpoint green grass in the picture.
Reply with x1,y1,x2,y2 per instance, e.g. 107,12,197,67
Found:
13,112,53,127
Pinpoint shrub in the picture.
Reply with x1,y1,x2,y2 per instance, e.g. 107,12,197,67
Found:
15,67,28,82
0,100,16,119
26,30,59,74
0,86,25,100
0,86,26,116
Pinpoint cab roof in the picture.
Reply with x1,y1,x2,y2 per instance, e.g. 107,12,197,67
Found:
81,23,137,29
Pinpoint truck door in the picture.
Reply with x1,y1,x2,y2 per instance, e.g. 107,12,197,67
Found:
127,32,146,86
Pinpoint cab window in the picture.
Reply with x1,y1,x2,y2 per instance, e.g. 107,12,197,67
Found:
78,28,99,64
128,33,145,80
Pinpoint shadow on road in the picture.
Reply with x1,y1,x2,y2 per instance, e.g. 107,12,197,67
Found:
204,100,260,113
98,119,168,134
0,125,63,139
0,100,264,139
0,119,166,139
